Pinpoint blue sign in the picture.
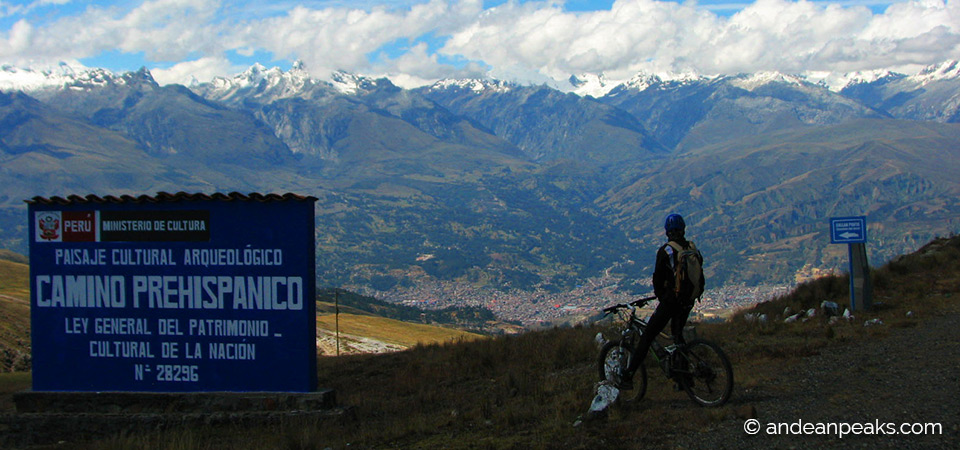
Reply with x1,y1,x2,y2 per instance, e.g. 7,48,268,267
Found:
28,193,317,392
830,216,867,244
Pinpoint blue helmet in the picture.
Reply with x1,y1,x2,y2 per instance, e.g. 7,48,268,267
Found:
664,214,685,233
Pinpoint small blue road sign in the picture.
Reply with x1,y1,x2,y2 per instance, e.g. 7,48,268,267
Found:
830,216,867,244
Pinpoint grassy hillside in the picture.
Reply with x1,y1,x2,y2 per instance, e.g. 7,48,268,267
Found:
0,258,30,372
59,234,959,448
0,257,28,299
317,288,516,334
0,250,27,265
316,311,483,355
602,119,960,288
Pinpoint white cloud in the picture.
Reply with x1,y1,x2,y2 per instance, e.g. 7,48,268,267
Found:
113,0,223,60
1,0,959,87
0,0,225,64
1,19,32,57
1,0,73,19
150,56,235,85
442,0,721,79
440,0,960,83
236,0,482,80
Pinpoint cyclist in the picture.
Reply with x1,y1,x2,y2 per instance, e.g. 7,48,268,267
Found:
618,213,704,390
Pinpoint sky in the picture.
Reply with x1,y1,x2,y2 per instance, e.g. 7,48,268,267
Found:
0,0,958,88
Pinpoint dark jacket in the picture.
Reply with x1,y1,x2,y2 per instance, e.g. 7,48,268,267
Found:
652,238,703,305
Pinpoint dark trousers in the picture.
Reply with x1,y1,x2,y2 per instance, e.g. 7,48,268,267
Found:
627,299,693,375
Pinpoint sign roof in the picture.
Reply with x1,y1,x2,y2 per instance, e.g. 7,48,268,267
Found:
26,192,317,206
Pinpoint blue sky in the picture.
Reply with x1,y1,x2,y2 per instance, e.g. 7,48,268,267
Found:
1,0,956,88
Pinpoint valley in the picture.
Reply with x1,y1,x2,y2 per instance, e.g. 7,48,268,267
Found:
2,60,960,306
364,274,790,327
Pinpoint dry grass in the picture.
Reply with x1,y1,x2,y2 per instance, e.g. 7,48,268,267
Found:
0,259,29,299
0,259,31,372
0,372,29,412
3,235,959,448
316,312,483,348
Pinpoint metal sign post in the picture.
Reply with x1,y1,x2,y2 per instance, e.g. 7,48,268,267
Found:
830,216,871,312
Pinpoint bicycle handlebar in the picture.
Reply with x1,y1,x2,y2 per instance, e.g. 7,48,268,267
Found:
601,295,657,315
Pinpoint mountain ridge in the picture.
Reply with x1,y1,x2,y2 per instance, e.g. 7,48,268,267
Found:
1,60,959,320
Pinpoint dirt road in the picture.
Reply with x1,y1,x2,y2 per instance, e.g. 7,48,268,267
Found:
674,309,960,448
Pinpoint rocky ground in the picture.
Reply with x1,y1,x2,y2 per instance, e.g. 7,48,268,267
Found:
315,329,405,356
672,307,960,449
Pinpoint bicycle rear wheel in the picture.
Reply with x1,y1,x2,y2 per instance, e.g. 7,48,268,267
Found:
676,339,733,407
597,340,647,403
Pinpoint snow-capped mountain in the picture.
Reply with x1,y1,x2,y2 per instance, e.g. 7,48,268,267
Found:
194,62,404,109
911,60,960,85
418,78,666,164
729,71,807,91
426,78,515,94
329,69,395,95
190,62,523,161
615,72,665,93
810,60,960,95
198,61,333,106
807,69,900,92
840,60,960,122
594,68,885,150
567,73,612,98
6,58,954,160
0,61,125,92
564,70,710,97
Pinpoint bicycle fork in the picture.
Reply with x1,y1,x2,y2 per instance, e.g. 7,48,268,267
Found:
615,327,638,381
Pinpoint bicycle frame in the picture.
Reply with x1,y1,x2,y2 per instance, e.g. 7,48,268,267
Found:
620,307,682,378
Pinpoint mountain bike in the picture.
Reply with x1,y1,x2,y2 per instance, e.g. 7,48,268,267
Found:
597,296,733,407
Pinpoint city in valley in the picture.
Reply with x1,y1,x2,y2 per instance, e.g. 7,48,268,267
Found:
363,276,792,330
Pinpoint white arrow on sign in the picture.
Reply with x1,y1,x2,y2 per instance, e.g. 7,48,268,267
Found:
839,232,860,239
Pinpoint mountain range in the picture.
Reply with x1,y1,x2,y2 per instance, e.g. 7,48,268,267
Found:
1,60,959,311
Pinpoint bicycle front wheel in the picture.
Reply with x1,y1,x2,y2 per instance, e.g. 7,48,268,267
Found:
598,340,647,403
676,339,733,407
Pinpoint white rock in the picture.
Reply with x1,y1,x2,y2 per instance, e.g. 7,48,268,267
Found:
595,332,608,348
820,301,840,316
843,308,854,322
588,381,620,414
